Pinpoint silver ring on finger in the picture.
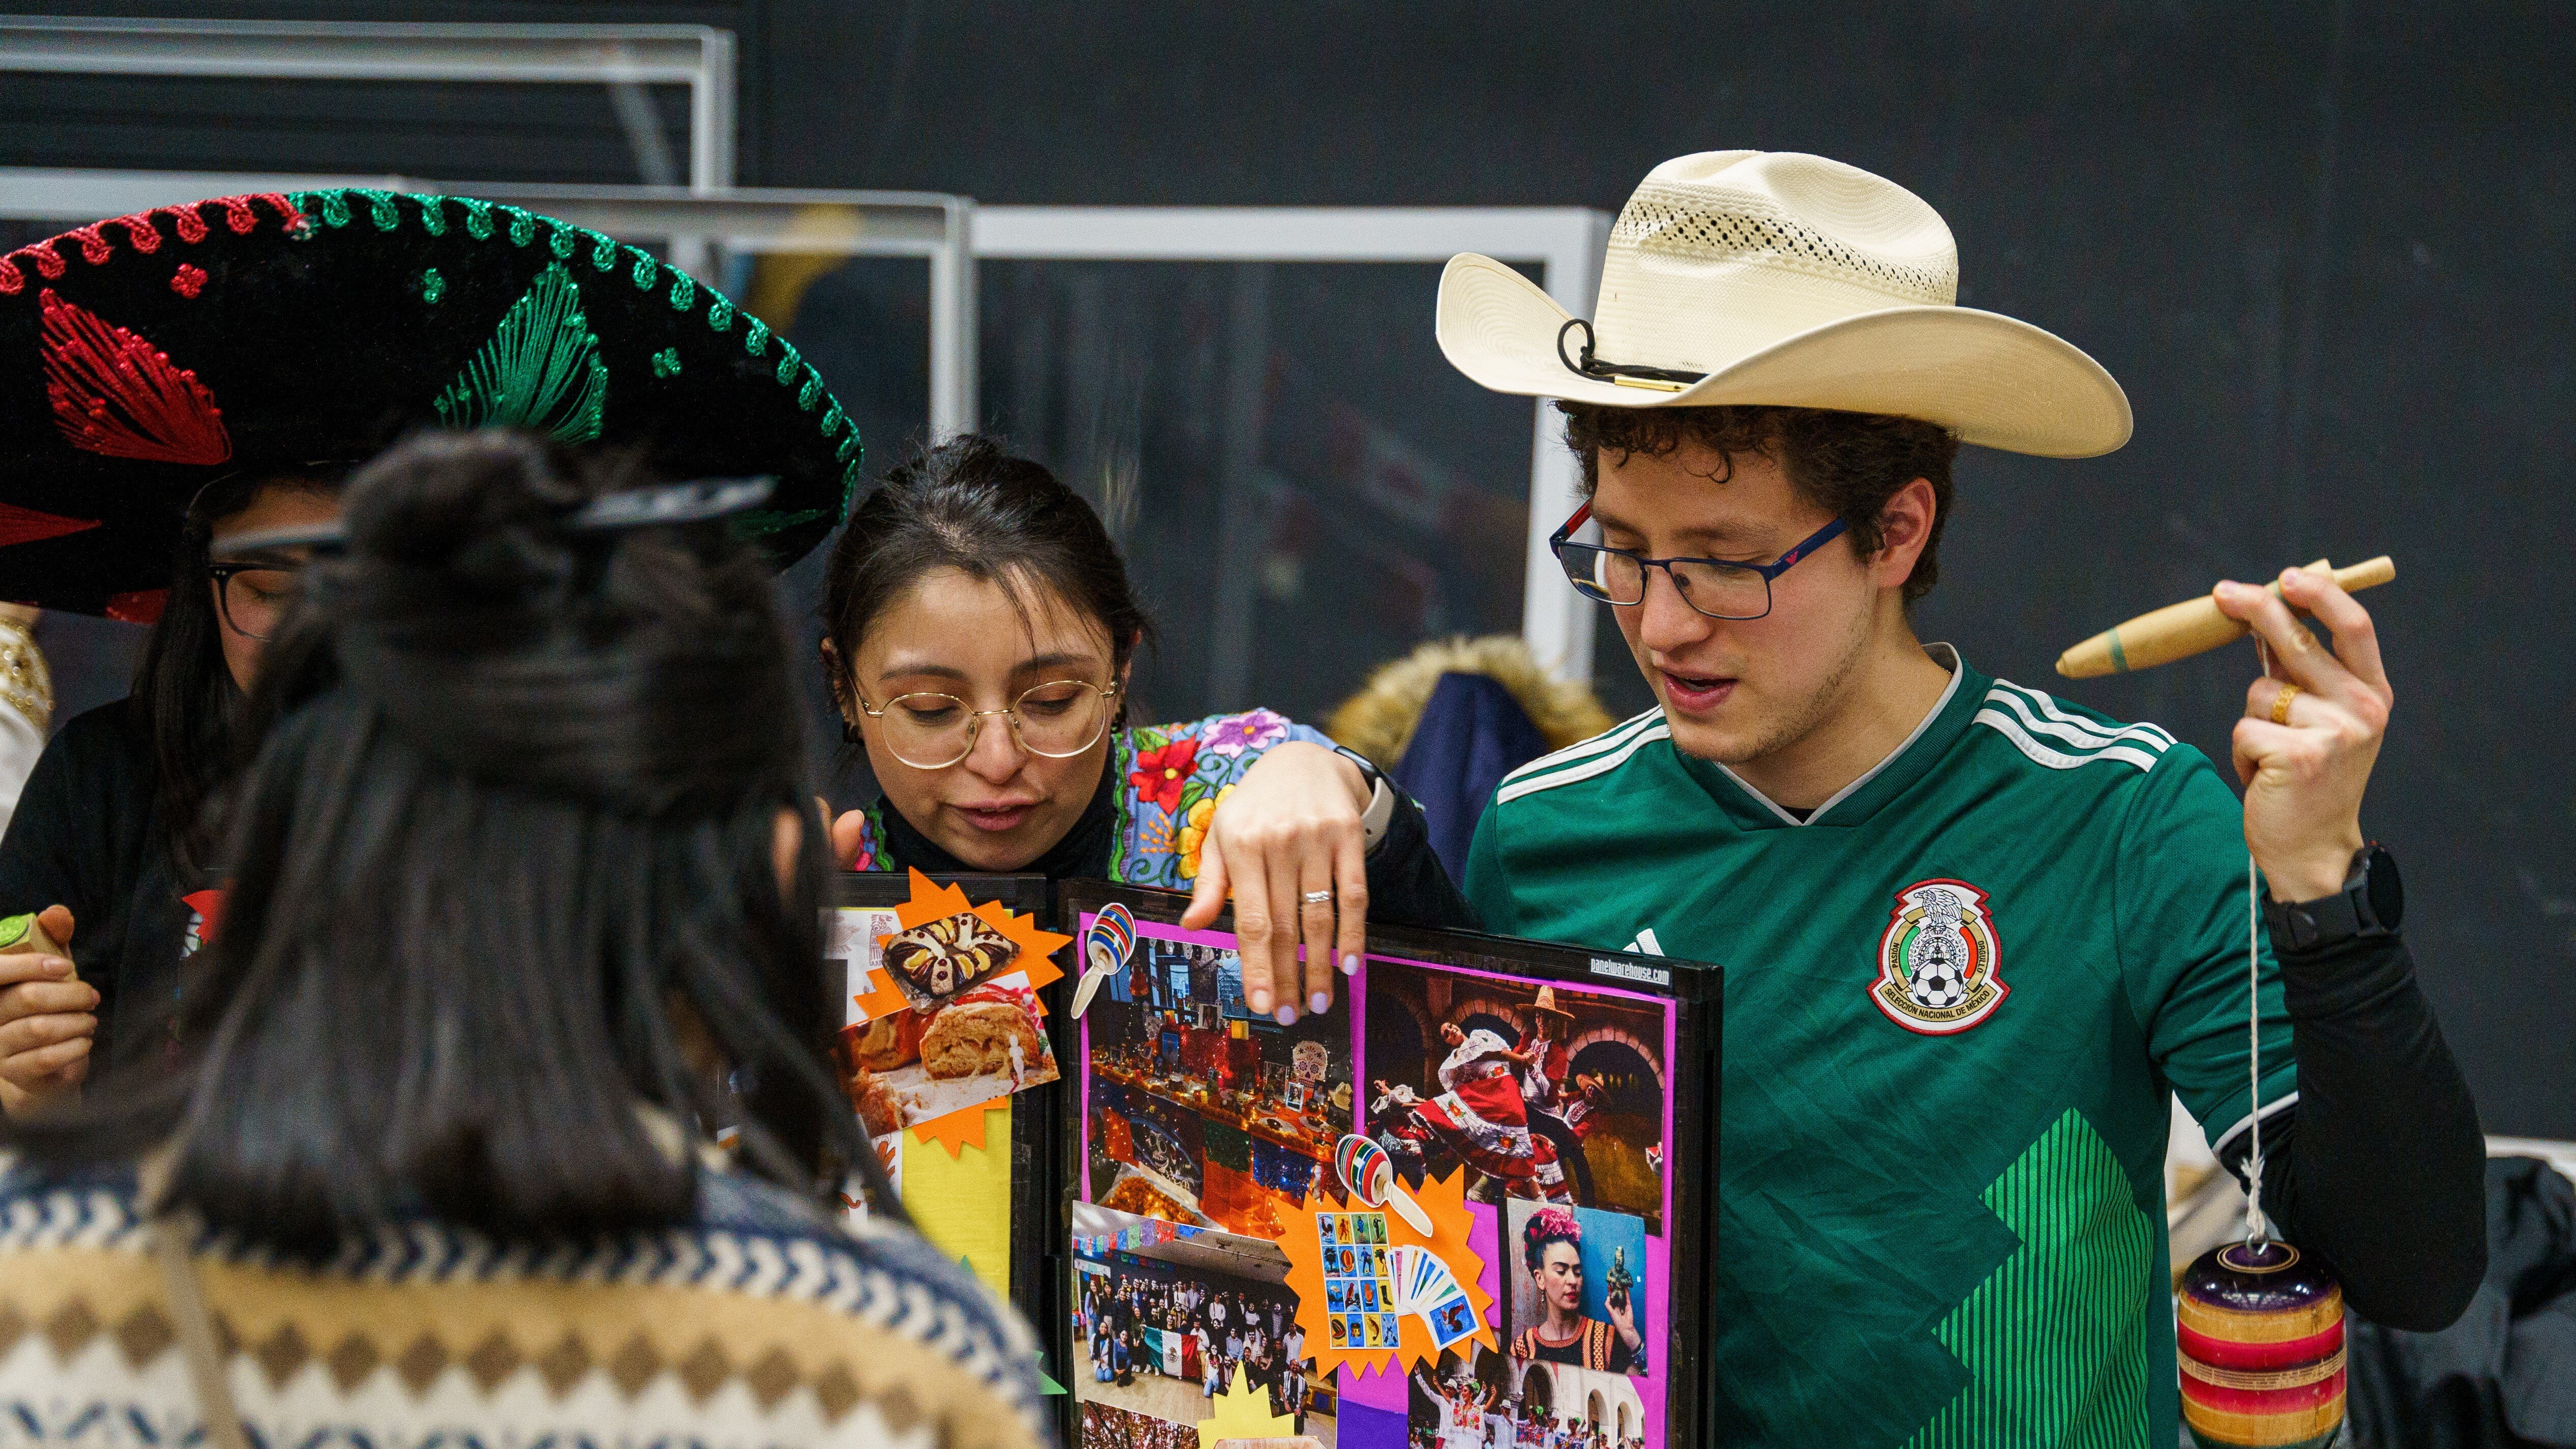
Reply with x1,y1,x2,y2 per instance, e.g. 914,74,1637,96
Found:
1301,889,1335,904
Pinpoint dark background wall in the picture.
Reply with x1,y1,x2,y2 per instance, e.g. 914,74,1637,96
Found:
7,1,2571,1137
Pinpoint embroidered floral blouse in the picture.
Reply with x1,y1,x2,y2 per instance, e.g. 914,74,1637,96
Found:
844,707,1474,927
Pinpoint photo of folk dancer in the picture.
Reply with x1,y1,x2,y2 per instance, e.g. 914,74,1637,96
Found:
1365,962,1669,1224
1505,1204,1648,1378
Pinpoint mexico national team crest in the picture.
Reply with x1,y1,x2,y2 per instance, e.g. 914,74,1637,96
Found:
1870,879,2008,1034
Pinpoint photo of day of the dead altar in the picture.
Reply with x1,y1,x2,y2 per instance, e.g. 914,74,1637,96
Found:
1084,935,1355,1238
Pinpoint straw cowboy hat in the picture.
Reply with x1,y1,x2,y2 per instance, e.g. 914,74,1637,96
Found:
1527,985,1576,1030
1436,150,2132,458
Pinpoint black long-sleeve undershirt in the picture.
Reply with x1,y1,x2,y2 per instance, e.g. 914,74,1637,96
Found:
2213,928,2487,1332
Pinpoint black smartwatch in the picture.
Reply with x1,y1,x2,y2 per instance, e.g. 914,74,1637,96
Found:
2262,841,2403,951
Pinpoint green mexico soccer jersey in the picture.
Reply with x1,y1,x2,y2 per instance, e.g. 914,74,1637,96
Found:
1465,647,2300,1449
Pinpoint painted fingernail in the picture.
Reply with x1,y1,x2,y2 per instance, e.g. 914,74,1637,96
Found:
1276,1006,1299,1026
1341,953,1361,976
1310,991,1332,1015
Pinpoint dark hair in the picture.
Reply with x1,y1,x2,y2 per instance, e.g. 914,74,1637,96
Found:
1556,402,1960,604
818,435,1151,719
10,430,887,1253
129,468,341,876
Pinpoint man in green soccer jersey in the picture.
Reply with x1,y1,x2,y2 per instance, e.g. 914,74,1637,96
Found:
1437,151,2484,1446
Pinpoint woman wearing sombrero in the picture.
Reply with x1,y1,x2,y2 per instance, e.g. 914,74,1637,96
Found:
0,188,860,1116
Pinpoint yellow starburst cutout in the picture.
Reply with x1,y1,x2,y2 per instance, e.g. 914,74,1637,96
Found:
1277,1165,1496,1377
1199,1362,1296,1448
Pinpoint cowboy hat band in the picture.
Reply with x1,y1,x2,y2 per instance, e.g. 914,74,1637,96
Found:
1436,150,2133,459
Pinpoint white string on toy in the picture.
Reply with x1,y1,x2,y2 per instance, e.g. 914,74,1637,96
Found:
2245,851,2267,1244
2244,635,2271,1246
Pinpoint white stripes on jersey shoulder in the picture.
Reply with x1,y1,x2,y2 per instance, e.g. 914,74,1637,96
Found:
1972,680,2177,773
1494,707,1671,805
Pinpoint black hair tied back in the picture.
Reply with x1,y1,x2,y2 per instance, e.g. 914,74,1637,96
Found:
308,433,797,818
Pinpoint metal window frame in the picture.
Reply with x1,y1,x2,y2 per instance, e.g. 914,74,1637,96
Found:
974,205,1612,682
0,16,738,192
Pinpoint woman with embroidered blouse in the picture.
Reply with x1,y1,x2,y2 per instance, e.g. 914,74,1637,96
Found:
0,432,1048,1449
819,436,1471,1019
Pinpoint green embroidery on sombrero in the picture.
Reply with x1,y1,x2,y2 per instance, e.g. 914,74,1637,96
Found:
652,347,682,378
314,191,353,230
589,231,620,271
819,402,845,439
548,223,576,260
772,338,803,387
419,268,445,304
505,208,537,247
630,252,659,292
705,295,734,332
742,317,770,356
431,261,607,445
666,271,695,312
417,195,448,237
459,198,494,241
797,366,824,411
367,191,402,232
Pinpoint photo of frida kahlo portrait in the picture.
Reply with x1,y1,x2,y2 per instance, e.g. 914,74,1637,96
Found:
1505,1201,1649,1379
1363,960,1669,1230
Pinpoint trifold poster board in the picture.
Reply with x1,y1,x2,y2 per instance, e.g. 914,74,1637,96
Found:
1060,882,1719,1449
822,872,1063,1333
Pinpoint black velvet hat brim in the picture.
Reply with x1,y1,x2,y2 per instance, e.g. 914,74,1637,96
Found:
0,188,860,617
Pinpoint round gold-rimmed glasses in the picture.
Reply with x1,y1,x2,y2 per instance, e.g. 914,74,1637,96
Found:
851,679,1121,770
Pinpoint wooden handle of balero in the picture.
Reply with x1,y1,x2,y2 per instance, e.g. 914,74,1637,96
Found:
2056,556,2395,678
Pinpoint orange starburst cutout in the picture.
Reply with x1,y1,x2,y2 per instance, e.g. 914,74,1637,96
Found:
849,868,1074,1022
909,1099,1002,1157
1278,1166,1495,1378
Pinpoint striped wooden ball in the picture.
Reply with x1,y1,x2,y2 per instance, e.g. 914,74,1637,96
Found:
2176,1241,2345,1449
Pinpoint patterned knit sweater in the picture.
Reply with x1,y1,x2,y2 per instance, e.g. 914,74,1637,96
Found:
0,1156,1052,1449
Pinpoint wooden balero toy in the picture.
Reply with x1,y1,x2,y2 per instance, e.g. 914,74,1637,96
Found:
2176,1240,2346,1448
2061,560,2374,1447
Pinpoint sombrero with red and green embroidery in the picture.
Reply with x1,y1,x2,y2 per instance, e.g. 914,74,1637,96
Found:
0,187,861,618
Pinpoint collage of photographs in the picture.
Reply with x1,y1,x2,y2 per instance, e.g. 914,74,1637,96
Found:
1073,904,1682,1449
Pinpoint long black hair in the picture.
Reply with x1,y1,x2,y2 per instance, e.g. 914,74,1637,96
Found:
818,434,1153,724
9,430,888,1253
128,468,340,877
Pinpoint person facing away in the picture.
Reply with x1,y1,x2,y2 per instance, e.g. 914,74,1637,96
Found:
814,435,1472,1022
0,431,1050,1449
1446,150,2484,1446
